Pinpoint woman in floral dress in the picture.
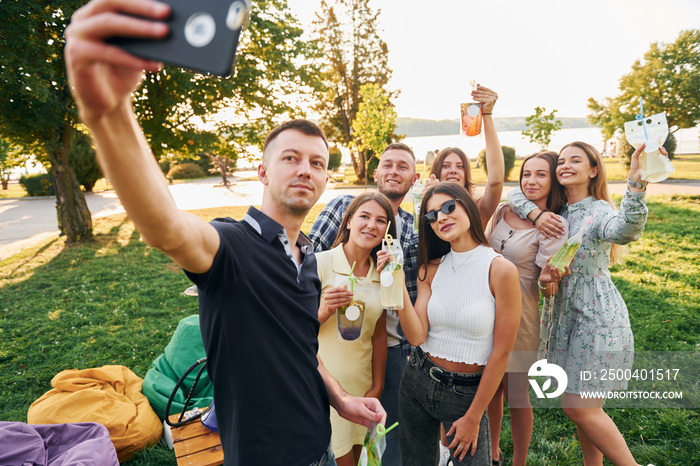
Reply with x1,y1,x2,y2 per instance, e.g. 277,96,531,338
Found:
508,141,664,465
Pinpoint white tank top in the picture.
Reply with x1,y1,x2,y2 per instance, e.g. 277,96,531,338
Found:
421,245,499,365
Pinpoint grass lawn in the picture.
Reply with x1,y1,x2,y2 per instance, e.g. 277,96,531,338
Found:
1,197,699,465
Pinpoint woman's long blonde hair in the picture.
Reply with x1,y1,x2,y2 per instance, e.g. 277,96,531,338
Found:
560,141,625,264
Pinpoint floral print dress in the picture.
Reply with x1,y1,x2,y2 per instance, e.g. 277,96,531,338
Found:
509,189,648,393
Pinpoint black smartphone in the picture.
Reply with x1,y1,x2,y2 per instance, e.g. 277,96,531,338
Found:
107,0,250,77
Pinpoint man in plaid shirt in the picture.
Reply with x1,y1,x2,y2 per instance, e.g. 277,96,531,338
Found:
310,142,420,466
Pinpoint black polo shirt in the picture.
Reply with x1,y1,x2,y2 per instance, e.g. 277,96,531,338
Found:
185,206,331,465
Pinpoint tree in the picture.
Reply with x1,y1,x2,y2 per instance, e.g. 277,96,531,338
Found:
0,138,26,190
0,0,316,242
133,0,318,163
69,131,102,193
588,29,700,139
522,107,563,150
478,146,517,181
0,1,93,242
312,0,396,183
352,83,397,186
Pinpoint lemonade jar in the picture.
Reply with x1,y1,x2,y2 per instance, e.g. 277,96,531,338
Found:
335,273,366,341
623,101,674,182
380,238,404,311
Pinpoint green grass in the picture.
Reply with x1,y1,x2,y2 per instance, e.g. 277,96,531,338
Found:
0,183,28,199
1,198,699,464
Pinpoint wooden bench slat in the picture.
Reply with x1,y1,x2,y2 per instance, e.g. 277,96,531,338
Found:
167,411,224,466
175,445,224,466
174,431,222,457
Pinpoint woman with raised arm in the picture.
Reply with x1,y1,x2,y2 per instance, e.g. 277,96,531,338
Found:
316,192,396,466
484,151,568,466
422,85,505,228
384,182,520,465
508,142,659,465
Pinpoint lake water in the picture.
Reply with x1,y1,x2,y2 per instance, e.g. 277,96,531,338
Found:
403,126,700,162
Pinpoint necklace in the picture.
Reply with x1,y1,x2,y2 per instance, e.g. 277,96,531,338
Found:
450,248,476,274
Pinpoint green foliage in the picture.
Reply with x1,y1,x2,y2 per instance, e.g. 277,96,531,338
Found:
352,83,398,183
175,154,211,173
366,153,379,185
69,132,103,192
588,29,700,139
168,163,206,180
328,147,342,172
0,0,92,241
158,159,171,175
616,132,677,170
478,146,516,181
134,0,317,162
312,0,395,183
19,173,54,196
0,138,26,189
522,107,563,149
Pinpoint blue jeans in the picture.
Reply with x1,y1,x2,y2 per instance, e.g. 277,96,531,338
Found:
399,348,491,466
379,344,409,466
308,443,335,466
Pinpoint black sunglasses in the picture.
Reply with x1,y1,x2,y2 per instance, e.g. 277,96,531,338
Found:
423,198,461,224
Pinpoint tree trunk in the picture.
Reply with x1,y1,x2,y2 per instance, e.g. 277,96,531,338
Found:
49,124,93,243
1,179,8,190
350,149,366,184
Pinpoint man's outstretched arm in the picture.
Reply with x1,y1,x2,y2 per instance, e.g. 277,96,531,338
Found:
65,0,219,273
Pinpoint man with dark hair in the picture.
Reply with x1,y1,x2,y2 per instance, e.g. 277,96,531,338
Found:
263,119,329,153
310,142,420,466
64,2,384,465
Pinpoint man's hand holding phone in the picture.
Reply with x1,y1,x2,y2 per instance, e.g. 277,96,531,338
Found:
65,0,171,123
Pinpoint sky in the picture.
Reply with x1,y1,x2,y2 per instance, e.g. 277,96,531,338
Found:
287,0,700,120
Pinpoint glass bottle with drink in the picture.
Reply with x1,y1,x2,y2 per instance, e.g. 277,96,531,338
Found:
335,268,366,341
460,102,482,137
380,238,404,311
549,207,597,272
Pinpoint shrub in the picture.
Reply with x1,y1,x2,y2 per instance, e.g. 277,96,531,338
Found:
19,173,54,196
177,155,212,173
477,145,516,181
328,147,342,172
159,159,171,175
365,153,378,185
168,163,206,180
617,132,676,170
69,131,102,192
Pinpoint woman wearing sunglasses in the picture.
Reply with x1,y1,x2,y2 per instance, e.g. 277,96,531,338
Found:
422,85,505,227
484,151,568,466
381,182,520,465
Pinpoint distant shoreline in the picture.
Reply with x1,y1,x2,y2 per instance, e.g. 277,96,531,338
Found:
396,116,593,138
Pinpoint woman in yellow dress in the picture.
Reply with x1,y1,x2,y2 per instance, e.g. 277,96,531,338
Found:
316,192,396,466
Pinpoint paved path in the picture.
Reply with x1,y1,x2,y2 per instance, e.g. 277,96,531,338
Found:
2,175,700,261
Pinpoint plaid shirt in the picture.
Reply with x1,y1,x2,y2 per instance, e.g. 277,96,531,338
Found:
309,194,418,304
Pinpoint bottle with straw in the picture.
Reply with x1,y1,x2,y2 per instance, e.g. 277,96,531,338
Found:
358,422,399,466
380,223,404,310
549,206,598,272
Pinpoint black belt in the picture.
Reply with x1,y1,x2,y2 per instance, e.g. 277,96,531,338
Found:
414,347,482,387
